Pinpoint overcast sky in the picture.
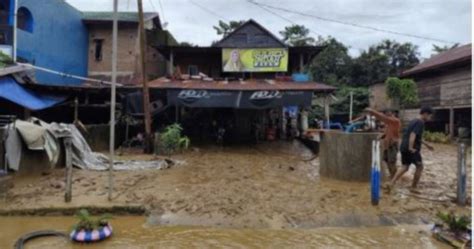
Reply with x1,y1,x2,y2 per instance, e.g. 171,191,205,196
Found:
67,0,471,59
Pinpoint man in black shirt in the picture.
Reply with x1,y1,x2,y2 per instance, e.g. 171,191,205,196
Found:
387,107,434,192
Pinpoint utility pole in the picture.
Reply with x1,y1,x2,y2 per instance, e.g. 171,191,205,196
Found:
12,0,18,61
137,0,153,153
108,0,118,201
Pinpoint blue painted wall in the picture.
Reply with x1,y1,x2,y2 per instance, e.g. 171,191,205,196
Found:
16,0,88,85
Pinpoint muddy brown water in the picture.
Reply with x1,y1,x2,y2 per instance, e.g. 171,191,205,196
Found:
0,141,469,248
0,216,449,249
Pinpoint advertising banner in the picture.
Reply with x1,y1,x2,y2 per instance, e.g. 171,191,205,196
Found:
168,89,312,109
222,48,288,72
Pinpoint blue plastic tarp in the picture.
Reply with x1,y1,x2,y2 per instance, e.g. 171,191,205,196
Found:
0,76,66,110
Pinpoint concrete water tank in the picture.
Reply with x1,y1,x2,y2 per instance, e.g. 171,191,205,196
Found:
319,131,382,181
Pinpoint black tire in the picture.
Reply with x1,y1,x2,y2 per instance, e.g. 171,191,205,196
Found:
14,230,67,249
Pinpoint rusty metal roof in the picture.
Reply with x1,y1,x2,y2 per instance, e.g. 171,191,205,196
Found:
147,78,336,92
403,43,471,76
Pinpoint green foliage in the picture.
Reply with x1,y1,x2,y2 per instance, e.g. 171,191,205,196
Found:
308,87,369,121
157,123,190,155
432,43,459,54
213,20,245,37
279,24,316,46
331,86,369,115
72,209,112,231
423,131,450,144
437,212,471,234
385,77,419,108
351,40,419,86
0,51,13,68
308,37,353,86
308,38,419,87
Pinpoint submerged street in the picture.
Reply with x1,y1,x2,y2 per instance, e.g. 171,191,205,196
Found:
0,141,470,248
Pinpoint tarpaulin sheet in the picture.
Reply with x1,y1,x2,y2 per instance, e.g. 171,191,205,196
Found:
167,89,313,109
0,76,66,110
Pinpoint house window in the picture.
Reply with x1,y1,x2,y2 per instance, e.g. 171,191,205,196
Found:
94,39,104,61
0,3,7,25
17,7,33,32
188,65,199,76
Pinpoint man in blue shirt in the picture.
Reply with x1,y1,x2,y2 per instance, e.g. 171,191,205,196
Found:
387,106,434,192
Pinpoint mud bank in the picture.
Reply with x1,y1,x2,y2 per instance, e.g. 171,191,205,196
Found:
0,141,470,229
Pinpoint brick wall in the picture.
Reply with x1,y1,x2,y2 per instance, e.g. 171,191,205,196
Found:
87,22,167,83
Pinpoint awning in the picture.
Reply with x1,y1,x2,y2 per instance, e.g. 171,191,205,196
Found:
0,76,66,110
167,89,313,109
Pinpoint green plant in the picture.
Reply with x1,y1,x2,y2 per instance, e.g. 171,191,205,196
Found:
385,77,419,108
423,131,450,144
156,123,190,155
437,212,471,234
72,209,112,231
0,51,13,68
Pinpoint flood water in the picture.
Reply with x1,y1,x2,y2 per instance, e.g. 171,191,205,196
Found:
0,216,448,249
1,142,468,248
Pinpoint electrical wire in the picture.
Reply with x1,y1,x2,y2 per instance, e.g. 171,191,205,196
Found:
247,0,458,44
251,2,325,38
158,0,166,24
188,0,229,22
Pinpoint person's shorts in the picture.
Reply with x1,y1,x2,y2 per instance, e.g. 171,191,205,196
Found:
401,151,422,167
383,143,398,164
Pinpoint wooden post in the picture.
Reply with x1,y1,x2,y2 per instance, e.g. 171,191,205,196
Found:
449,107,454,139
74,97,79,123
299,53,304,72
64,136,73,202
457,143,467,206
138,0,153,154
169,49,174,75
175,105,178,123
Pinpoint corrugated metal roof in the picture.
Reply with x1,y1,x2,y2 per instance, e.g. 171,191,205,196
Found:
147,78,336,92
82,11,158,23
403,43,471,76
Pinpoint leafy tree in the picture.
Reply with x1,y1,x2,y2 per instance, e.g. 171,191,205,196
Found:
432,43,459,54
308,86,369,123
213,20,245,37
351,46,390,86
331,86,369,115
279,24,316,46
351,40,419,86
308,37,352,86
385,77,418,109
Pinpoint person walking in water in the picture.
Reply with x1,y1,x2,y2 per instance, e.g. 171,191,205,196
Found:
364,108,401,178
387,106,434,193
